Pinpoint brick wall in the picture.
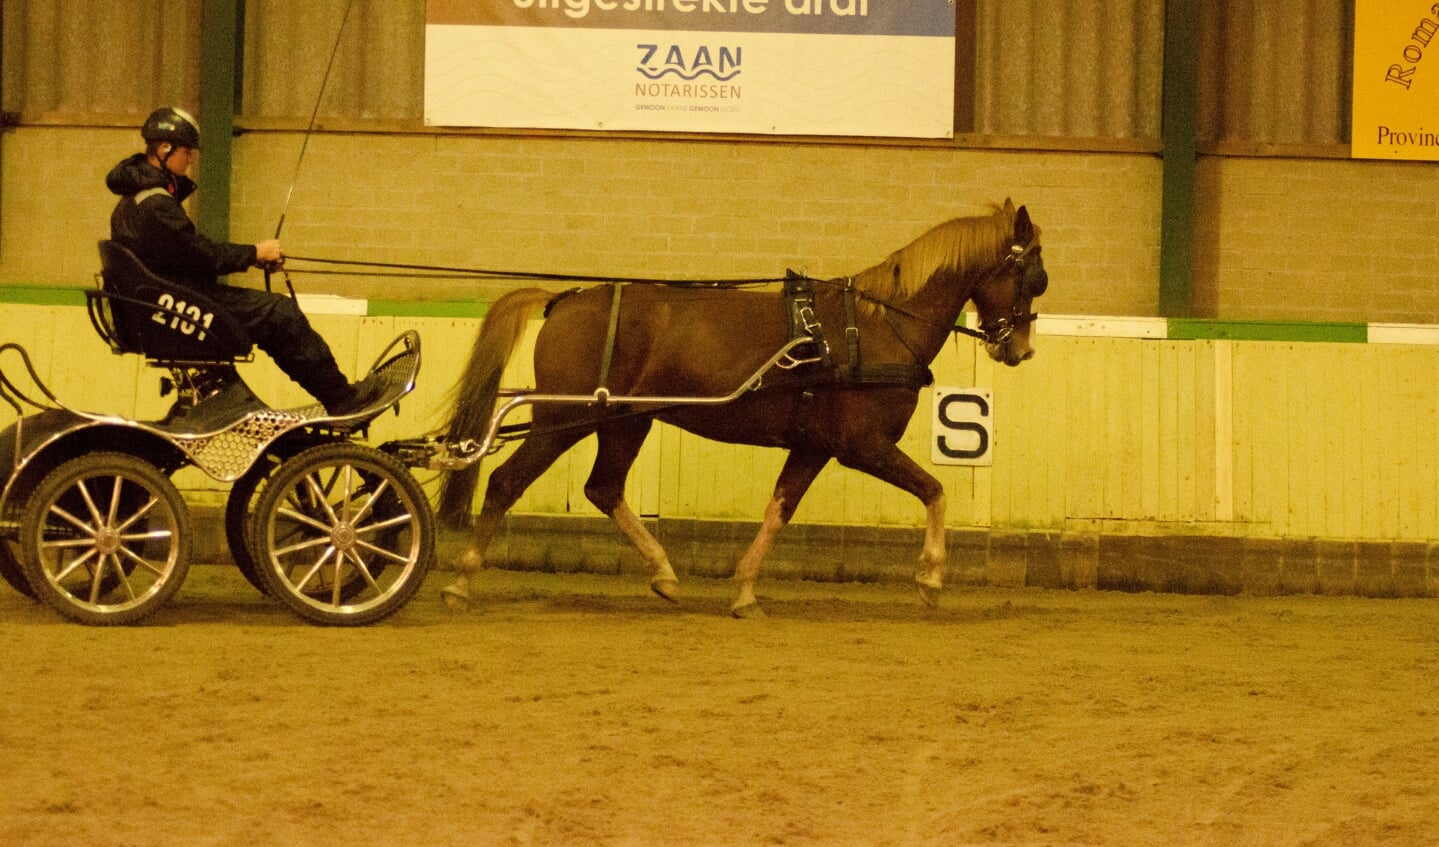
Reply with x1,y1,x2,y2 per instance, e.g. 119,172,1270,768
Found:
2,124,1436,325
1194,156,1439,323
0,127,137,284
226,133,1161,317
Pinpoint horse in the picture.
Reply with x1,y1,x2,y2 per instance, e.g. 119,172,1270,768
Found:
437,199,1047,617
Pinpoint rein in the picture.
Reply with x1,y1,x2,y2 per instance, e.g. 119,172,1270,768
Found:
283,254,1017,342
842,232,1044,347
285,233,1040,349
283,254,793,287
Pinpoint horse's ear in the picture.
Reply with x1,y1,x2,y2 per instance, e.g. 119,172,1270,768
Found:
1014,204,1033,242
1002,197,1016,214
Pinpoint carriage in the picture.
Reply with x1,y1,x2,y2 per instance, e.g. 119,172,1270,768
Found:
0,241,434,626
0,200,1047,624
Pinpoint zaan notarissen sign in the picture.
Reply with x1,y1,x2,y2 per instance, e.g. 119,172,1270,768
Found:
424,0,956,138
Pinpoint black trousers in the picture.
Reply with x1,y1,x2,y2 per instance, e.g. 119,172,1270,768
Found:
206,285,350,406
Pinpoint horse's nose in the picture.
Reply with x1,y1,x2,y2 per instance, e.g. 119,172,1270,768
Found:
1005,346,1034,367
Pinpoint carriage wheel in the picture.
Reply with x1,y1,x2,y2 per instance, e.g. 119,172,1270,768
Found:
252,443,433,626
18,452,191,625
224,453,282,596
231,452,374,605
0,538,37,599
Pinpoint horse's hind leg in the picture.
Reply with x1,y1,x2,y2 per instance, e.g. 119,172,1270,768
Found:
584,419,681,601
441,429,587,609
731,449,830,618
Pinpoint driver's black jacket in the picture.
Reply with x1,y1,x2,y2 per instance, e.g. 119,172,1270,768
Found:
103,154,351,409
106,153,257,288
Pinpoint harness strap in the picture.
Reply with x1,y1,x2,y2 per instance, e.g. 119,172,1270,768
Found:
848,363,934,388
781,272,830,368
841,277,860,380
595,282,624,402
882,308,928,365
785,388,817,444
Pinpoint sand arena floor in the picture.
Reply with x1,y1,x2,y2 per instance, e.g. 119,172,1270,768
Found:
2,565,1437,846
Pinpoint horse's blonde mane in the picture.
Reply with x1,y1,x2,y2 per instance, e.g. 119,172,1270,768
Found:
851,204,1016,306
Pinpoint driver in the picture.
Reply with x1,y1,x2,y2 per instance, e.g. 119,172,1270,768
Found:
105,106,379,417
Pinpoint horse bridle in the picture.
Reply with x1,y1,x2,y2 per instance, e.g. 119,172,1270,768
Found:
964,236,1046,347
849,233,1045,348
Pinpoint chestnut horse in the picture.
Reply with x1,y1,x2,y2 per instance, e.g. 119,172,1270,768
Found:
438,200,1047,617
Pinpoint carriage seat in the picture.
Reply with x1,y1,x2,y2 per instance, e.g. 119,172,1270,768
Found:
88,240,253,364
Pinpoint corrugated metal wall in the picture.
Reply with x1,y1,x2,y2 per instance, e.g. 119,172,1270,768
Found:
241,0,422,122
1198,0,1352,148
5,0,1186,142
1,0,200,120
974,0,1165,140
2,0,1361,148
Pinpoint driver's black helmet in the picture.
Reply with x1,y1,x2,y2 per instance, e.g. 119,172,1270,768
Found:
141,107,200,149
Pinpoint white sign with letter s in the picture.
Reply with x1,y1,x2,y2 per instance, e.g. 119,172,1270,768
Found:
931,387,993,466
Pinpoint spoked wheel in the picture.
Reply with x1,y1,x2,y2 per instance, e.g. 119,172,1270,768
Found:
253,443,433,626
0,538,37,599
19,452,191,625
224,453,283,595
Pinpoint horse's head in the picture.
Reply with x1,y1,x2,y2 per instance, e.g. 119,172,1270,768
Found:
971,202,1047,366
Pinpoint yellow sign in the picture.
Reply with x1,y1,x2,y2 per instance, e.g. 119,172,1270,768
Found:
1352,1,1439,160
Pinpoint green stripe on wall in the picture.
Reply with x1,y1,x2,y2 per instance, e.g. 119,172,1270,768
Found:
1168,319,1367,344
0,287,88,307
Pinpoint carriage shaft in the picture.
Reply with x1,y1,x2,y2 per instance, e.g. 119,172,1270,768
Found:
421,337,815,472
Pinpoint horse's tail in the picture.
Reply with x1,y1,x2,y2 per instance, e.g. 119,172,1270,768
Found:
438,287,556,527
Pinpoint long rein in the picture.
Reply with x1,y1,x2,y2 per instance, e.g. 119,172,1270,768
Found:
281,254,992,341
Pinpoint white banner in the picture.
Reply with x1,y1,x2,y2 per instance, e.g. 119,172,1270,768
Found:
425,0,955,138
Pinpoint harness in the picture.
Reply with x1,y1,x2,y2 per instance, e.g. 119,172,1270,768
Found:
781,273,933,391
780,271,830,370
498,232,1043,425
774,232,1043,390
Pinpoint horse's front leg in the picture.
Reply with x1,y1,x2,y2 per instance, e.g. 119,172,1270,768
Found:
609,500,680,602
836,443,947,607
915,493,947,607
732,450,829,618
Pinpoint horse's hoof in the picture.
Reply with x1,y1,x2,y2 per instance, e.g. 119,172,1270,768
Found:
440,584,471,612
916,582,942,609
650,578,681,604
730,602,767,620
